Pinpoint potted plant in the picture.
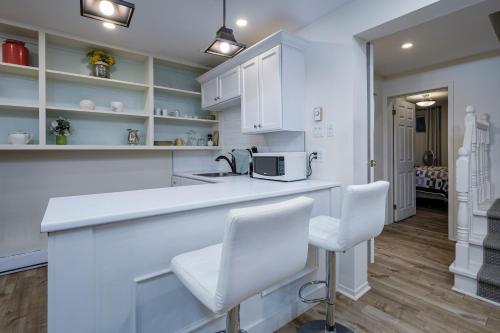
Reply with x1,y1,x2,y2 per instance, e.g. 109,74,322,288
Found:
49,117,71,145
86,50,115,78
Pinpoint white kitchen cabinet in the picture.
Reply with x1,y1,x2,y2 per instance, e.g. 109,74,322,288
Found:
241,45,304,134
201,77,219,109
241,58,260,132
201,67,241,110
219,67,240,102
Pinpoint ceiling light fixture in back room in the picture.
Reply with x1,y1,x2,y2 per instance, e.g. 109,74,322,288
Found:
80,0,135,28
204,0,246,58
416,94,436,107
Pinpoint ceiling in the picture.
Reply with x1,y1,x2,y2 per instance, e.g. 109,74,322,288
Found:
374,0,500,78
0,0,351,68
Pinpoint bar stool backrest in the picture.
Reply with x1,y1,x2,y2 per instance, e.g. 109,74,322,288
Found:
214,196,314,313
338,181,389,251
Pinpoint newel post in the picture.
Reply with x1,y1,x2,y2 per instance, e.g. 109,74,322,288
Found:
455,146,470,269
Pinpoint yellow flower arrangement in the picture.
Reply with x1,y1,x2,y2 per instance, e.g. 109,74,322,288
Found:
86,50,116,66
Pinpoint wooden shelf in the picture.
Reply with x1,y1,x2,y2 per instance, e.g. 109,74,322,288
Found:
0,144,221,151
154,85,201,96
46,106,149,119
0,62,39,77
154,115,218,124
46,69,149,91
0,102,39,111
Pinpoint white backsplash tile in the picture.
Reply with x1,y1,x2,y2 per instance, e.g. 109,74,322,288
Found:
173,106,305,172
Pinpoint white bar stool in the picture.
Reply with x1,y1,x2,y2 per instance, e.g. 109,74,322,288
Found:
171,196,315,333
298,181,389,333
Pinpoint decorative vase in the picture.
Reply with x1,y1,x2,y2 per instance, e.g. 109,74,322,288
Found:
92,62,110,79
56,135,67,145
2,39,30,66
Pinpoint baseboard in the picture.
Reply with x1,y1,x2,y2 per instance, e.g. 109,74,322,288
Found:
0,250,48,275
452,287,500,307
337,281,371,301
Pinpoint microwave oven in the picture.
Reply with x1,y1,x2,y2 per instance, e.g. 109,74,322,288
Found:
252,152,307,182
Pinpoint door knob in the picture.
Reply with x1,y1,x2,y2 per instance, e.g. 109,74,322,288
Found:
253,124,257,129
258,124,262,128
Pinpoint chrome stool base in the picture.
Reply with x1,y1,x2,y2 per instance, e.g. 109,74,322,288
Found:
298,320,353,333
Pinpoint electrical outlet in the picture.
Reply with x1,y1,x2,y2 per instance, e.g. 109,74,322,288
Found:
313,149,324,162
327,122,335,137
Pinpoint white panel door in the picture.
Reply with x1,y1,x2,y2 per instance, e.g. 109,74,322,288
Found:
241,57,260,133
393,99,416,221
218,67,240,103
259,45,282,131
201,77,219,109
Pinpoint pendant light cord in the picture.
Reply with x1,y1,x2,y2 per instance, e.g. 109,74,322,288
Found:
222,0,226,27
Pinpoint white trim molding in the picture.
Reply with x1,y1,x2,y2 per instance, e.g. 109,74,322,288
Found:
0,250,48,274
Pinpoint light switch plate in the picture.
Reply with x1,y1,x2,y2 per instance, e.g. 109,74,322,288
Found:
313,107,323,121
327,122,335,137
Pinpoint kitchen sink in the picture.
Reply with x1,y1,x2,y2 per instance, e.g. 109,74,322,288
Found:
194,172,241,177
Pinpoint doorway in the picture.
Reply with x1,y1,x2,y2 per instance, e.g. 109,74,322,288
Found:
389,89,450,226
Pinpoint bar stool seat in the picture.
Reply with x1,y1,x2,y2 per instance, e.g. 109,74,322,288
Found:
308,216,341,252
172,197,315,333
171,244,222,313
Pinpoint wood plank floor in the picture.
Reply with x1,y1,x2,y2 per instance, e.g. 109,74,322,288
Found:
1,209,498,332
278,209,500,333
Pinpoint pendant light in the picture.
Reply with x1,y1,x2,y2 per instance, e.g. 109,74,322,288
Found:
416,94,436,107
81,0,135,28
204,0,246,58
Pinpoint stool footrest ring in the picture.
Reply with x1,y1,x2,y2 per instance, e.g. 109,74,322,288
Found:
298,280,327,304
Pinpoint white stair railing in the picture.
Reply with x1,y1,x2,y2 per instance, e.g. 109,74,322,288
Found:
455,106,491,271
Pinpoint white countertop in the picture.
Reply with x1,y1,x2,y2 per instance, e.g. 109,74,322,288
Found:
41,172,340,233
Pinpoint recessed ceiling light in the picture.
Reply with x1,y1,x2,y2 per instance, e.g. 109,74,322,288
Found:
401,42,413,49
236,19,247,27
103,22,116,30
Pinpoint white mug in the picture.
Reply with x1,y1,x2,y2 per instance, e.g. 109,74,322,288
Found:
111,101,124,112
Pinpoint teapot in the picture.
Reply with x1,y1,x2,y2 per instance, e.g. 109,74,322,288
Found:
8,130,32,145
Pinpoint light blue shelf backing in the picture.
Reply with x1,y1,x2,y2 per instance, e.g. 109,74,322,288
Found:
46,79,146,114
154,61,203,92
46,43,146,84
46,111,146,146
154,90,207,118
0,109,39,144
154,121,213,142
0,72,38,105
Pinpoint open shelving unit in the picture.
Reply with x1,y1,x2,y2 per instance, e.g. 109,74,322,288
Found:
0,20,221,151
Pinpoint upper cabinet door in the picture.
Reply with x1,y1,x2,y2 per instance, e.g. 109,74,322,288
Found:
241,57,260,133
259,46,282,131
201,77,219,109
218,67,240,103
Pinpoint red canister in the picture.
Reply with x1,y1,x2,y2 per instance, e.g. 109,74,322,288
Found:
2,39,30,66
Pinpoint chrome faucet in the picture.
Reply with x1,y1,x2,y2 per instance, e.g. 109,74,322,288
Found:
215,154,237,173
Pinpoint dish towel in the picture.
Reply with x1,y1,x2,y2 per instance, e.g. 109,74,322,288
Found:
232,149,251,174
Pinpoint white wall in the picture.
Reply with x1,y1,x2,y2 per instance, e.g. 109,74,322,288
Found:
382,55,500,199
0,151,172,258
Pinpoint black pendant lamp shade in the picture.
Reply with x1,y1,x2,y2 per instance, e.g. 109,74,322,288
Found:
80,0,135,27
204,0,246,58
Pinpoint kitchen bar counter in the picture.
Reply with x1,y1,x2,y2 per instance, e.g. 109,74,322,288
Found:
42,175,371,333
41,176,339,232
